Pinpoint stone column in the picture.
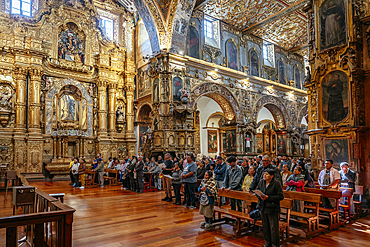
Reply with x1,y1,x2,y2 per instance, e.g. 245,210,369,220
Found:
108,84,116,134
98,81,108,138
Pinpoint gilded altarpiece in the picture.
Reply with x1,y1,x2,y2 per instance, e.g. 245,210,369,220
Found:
0,0,136,174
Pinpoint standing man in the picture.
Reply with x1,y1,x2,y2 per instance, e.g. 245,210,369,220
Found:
162,153,174,202
135,156,144,193
221,156,243,211
93,154,104,188
214,156,227,205
181,153,197,209
68,156,75,186
318,159,341,208
280,154,292,172
249,155,282,191
256,155,263,167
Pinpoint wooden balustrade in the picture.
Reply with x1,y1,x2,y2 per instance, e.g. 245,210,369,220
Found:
0,171,75,247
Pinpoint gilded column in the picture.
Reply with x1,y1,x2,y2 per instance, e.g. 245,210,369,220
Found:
125,76,135,139
28,68,42,133
13,67,28,131
98,81,108,138
108,84,116,134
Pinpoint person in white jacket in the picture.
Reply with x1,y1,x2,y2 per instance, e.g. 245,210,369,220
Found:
71,158,80,188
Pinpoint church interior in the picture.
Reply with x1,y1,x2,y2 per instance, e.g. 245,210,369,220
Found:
1,0,370,246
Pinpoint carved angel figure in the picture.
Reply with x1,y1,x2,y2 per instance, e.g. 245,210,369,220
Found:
0,91,13,111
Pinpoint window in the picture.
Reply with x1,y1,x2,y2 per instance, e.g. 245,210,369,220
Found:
204,19,213,39
11,0,32,17
101,17,114,40
263,41,275,67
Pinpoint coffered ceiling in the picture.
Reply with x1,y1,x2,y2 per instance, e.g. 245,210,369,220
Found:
199,0,308,54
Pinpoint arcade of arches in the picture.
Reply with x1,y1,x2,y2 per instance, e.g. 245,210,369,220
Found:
1,0,370,231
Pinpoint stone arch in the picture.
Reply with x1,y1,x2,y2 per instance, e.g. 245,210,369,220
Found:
45,78,93,136
188,82,242,123
297,104,308,127
252,95,289,129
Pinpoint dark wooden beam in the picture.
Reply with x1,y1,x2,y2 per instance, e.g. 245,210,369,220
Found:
242,0,309,33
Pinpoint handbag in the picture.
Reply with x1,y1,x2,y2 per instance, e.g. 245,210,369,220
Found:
200,193,209,206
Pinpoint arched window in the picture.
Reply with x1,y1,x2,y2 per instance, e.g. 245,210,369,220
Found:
250,50,259,77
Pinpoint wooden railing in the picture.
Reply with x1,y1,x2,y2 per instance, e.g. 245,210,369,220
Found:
0,172,75,247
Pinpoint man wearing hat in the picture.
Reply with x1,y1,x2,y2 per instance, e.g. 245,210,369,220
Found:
214,156,227,205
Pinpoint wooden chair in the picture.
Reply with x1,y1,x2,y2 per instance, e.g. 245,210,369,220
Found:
284,190,323,237
339,187,353,221
5,170,17,199
353,185,364,218
85,170,97,188
103,169,118,186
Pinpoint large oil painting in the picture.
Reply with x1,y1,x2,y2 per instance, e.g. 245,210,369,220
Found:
58,25,85,64
322,70,348,123
324,138,349,167
138,65,151,98
186,26,200,59
294,66,301,89
256,134,263,153
250,50,259,77
173,77,183,102
319,0,347,51
227,41,238,70
278,60,286,84
208,130,218,153
226,129,236,153
277,134,287,155
139,126,149,145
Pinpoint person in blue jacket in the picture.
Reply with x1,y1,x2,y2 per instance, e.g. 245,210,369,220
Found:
214,156,227,205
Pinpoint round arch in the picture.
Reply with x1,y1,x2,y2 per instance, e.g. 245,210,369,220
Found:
136,103,152,123
297,105,308,127
252,95,289,129
188,82,243,123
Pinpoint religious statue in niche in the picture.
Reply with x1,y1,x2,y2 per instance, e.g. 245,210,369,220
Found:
226,129,236,153
250,50,259,77
294,66,301,89
88,83,96,97
320,0,347,51
227,41,238,70
139,126,148,145
187,26,200,59
173,77,183,102
41,75,53,91
0,85,14,112
116,105,125,122
58,25,85,64
278,60,286,84
324,138,349,167
322,70,348,123
153,78,159,102
208,130,218,153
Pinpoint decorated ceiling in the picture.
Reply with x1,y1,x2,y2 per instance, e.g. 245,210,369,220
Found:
199,0,308,52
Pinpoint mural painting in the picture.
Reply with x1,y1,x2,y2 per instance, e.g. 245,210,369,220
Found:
294,66,301,89
153,78,159,102
324,138,349,167
256,134,263,153
226,129,236,153
250,50,259,77
319,0,347,51
322,70,348,123
278,60,286,84
58,26,85,64
208,130,218,153
277,133,287,155
227,41,238,70
187,26,200,59
173,77,183,102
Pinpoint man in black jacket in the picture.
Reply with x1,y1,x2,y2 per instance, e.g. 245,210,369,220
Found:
257,169,284,247
135,156,144,193
249,155,282,191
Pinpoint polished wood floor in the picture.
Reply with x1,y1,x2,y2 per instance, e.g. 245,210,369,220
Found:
1,181,370,246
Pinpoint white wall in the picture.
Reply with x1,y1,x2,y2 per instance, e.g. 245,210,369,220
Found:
257,107,275,133
197,96,223,156
301,115,308,126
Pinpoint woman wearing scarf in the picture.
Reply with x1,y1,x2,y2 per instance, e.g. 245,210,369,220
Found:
198,171,218,230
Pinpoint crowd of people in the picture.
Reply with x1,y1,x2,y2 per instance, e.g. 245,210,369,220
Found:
67,152,357,246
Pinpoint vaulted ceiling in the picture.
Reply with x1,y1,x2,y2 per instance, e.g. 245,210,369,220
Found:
198,0,308,54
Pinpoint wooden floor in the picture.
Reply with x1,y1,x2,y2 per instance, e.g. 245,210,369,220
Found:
1,181,370,246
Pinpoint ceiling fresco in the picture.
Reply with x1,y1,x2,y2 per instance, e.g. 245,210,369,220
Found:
200,0,308,53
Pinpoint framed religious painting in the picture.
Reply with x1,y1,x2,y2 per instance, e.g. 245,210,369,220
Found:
319,0,347,51
278,60,286,84
172,77,183,102
208,130,218,153
324,138,350,167
250,49,259,77
222,132,226,152
256,133,263,154
226,129,236,153
139,126,148,146
226,39,238,70
321,70,349,124
277,133,287,155
186,25,200,59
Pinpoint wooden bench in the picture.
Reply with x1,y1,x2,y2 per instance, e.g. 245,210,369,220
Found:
283,190,323,237
103,169,118,186
353,185,365,218
85,170,97,188
304,188,343,230
339,187,353,221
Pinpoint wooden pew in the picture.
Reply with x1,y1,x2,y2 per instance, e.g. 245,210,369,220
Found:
339,187,353,221
85,170,97,188
103,169,118,185
305,188,343,230
283,190,323,237
353,185,364,218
